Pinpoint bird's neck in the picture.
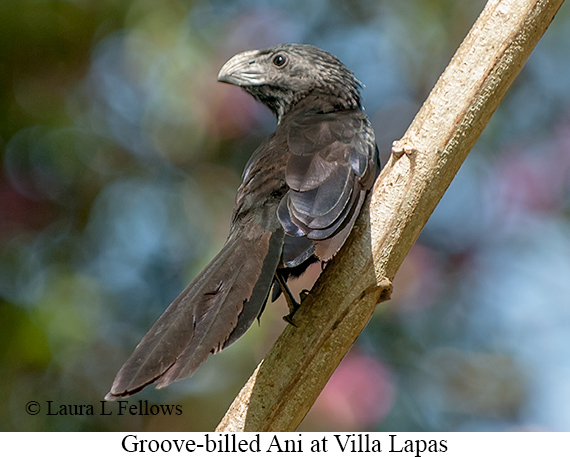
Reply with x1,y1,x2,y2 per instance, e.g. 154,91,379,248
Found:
278,92,361,124
246,86,360,124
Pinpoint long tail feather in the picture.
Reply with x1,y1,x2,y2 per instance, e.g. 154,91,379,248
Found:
105,227,284,400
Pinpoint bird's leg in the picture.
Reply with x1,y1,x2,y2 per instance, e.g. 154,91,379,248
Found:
274,271,302,326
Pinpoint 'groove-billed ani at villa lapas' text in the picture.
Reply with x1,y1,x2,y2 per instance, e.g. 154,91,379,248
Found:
105,44,380,400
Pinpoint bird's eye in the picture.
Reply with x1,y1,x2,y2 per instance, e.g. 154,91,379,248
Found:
272,54,287,67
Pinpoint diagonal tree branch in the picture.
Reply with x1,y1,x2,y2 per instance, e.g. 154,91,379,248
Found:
216,0,565,432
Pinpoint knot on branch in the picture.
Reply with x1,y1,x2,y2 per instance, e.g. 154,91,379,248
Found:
360,277,393,305
391,139,417,159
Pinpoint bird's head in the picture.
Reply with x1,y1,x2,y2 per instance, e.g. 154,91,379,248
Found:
218,44,362,122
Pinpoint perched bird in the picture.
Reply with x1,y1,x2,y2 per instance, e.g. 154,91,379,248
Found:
105,44,379,400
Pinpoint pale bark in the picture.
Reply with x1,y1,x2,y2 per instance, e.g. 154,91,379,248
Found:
216,0,566,432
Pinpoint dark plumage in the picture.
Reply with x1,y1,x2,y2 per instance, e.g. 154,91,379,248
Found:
105,44,379,400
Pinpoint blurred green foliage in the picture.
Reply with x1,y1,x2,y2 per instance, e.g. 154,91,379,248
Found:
1,0,570,432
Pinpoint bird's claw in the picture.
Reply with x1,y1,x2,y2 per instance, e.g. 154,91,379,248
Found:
282,311,298,327
282,289,311,325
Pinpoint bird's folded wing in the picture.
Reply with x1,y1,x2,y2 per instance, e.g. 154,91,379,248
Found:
278,109,378,264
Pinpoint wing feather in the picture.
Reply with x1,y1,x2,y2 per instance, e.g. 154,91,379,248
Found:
279,109,378,264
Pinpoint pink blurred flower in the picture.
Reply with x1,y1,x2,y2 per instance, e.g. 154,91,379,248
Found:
308,349,396,431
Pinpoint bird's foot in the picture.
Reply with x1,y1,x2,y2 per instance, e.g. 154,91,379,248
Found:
282,292,300,326
275,272,298,326
282,289,311,326
282,310,298,326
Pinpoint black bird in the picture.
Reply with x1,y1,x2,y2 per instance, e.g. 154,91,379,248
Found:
105,44,379,400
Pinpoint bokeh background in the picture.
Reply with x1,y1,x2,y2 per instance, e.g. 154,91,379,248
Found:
1,0,570,432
